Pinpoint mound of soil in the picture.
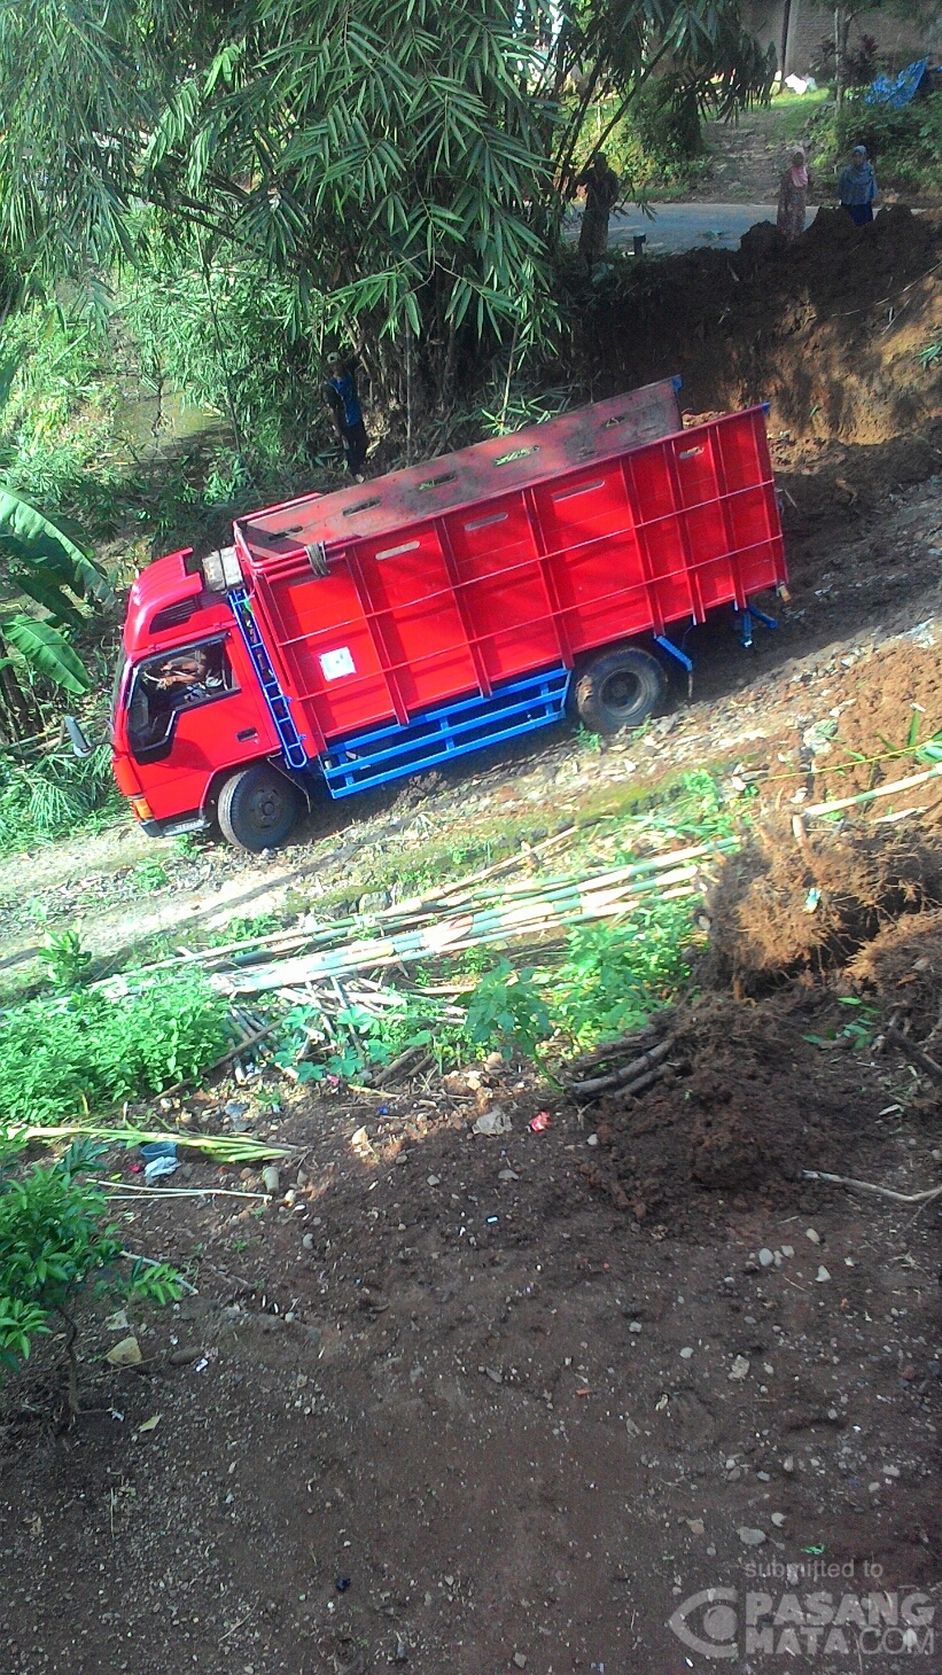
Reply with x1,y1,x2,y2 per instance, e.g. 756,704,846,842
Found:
703,818,942,994
814,642,942,820
573,205,942,453
586,993,881,1224
850,906,942,1040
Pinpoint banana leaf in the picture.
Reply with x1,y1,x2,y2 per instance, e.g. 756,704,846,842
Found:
1,614,91,695
0,487,114,603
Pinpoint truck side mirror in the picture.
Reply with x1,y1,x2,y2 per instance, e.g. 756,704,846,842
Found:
64,715,93,758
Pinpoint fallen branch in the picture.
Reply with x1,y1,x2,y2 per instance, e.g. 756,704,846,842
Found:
886,1026,942,1086
371,1044,431,1086
567,1012,676,1074
161,1017,279,1096
802,1169,942,1206
571,1035,675,1095
872,1004,904,1057
106,1183,272,1201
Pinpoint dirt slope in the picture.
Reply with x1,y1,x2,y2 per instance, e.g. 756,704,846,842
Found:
575,205,942,456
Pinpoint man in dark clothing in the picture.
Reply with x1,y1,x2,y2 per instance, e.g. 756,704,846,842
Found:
575,151,620,269
324,352,369,477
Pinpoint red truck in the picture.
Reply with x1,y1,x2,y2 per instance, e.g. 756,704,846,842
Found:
107,378,787,851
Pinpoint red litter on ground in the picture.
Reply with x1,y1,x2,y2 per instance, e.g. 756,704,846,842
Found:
529,1111,552,1133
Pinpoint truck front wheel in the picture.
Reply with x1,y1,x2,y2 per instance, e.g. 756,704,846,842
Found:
217,765,303,852
573,645,667,735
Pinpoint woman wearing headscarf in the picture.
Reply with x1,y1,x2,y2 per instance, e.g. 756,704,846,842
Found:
777,147,809,242
839,144,878,225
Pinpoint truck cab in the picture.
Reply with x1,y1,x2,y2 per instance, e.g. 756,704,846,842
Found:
112,549,282,840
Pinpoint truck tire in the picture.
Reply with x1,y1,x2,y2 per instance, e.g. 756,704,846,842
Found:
217,765,303,853
573,645,667,735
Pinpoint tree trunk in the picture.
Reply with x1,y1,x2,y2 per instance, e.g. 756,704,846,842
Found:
780,0,793,78
0,662,43,742
58,1307,80,1424
834,5,852,110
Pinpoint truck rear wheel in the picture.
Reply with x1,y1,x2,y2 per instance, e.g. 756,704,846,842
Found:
573,645,666,735
217,765,303,852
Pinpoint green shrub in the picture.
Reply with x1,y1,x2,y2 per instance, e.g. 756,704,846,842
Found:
826,93,942,194
0,742,118,851
38,928,92,991
465,960,554,1060
572,78,707,195
552,903,694,1049
0,974,233,1127
0,1134,181,1400
632,77,705,173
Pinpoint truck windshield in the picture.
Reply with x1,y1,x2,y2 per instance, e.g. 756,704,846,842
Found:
125,638,237,759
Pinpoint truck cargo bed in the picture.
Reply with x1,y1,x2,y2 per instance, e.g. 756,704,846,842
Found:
233,386,784,759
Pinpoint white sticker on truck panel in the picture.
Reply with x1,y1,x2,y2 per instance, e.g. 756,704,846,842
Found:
319,646,356,681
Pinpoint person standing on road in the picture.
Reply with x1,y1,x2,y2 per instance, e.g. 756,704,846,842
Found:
776,147,809,242
324,352,369,479
839,144,878,225
575,151,620,269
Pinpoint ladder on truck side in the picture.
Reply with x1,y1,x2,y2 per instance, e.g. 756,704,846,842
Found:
228,587,310,772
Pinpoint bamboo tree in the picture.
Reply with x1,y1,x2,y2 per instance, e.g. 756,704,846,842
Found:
0,0,776,406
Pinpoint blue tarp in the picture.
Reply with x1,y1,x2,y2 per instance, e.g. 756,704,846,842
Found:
865,58,930,108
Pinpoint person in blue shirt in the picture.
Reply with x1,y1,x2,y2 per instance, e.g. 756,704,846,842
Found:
324,352,369,478
839,144,878,225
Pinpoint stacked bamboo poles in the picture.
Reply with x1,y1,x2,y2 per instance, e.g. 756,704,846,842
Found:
86,760,940,1063
211,838,736,997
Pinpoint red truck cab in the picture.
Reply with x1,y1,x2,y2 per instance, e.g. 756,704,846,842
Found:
111,548,280,837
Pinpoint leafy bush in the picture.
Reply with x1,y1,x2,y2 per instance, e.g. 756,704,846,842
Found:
825,92,942,194
38,928,92,991
552,903,695,1049
0,1134,181,1399
572,78,707,197
119,248,324,480
632,77,705,174
465,960,553,1060
276,992,457,1083
810,32,878,92
0,974,233,1127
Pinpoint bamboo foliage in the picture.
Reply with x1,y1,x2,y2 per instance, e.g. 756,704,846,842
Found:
0,0,774,398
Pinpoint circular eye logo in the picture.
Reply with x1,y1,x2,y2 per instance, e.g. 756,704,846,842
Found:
669,1588,740,1659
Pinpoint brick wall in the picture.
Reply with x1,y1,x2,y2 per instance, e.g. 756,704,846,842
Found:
743,2,940,77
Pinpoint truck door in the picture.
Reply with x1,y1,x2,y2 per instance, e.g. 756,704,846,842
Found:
120,633,277,819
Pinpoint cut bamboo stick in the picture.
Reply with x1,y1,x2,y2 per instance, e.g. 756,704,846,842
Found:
803,761,942,819
13,1123,292,1160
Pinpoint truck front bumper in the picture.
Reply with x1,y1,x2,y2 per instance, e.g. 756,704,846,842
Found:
138,809,211,840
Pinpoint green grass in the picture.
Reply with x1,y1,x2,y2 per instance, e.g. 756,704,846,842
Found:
766,88,828,141
0,742,120,855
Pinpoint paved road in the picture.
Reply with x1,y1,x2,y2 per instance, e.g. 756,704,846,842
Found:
604,201,816,254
